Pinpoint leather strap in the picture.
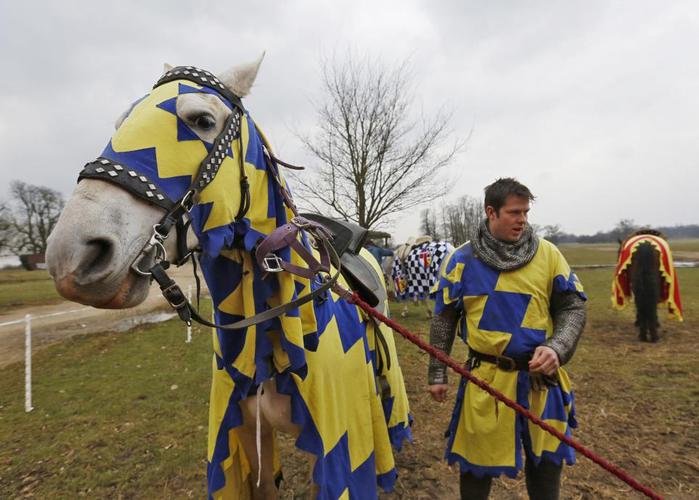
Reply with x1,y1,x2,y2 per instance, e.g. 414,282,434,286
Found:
468,349,531,372
149,237,344,331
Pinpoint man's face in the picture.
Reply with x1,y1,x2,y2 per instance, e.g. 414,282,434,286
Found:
486,195,530,243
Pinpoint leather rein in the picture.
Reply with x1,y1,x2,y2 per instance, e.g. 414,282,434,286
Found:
78,66,347,331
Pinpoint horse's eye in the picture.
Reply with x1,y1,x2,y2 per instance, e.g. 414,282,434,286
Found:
195,115,216,130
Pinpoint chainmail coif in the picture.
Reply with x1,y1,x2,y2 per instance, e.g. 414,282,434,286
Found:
471,219,539,271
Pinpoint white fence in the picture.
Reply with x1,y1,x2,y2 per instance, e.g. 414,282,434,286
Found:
0,284,194,413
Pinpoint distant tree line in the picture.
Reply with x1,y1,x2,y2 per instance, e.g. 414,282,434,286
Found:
540,218,699,244
419,204,698,247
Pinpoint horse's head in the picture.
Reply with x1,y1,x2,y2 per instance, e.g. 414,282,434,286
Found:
46,57,266,308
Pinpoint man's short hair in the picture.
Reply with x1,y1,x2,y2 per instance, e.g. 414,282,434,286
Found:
484,178,535,214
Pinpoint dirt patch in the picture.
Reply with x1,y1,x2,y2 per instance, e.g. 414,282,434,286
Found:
0,266,205,368
673,250,699,261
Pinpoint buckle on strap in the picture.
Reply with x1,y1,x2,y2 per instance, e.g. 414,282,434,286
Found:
494,355,518,371
262,253,285,273
162,283,187,309
290,216,311,229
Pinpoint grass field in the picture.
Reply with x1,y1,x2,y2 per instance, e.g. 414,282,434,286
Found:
0,269,63,314
0,243,697,498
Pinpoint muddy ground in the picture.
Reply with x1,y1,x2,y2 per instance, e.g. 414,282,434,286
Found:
1,270,696,498
275,308,698,499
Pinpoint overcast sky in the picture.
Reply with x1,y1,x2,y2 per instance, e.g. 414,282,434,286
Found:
2,1,698,242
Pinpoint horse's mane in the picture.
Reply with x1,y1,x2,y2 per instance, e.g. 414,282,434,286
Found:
626,228,667,242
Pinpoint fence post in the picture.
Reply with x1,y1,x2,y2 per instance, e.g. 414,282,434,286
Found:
186,285,192,343
25,314,33,413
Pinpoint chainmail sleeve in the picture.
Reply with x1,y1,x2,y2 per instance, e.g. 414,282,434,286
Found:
544,290,587,365
428,305,460,385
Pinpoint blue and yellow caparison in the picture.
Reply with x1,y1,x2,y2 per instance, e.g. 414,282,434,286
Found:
100,73,412,498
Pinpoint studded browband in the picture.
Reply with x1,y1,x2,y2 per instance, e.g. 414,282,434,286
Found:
79,66,247,214
154,66,245,113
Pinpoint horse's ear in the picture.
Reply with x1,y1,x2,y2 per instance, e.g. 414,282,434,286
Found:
219,52,265,98
162,63,174,75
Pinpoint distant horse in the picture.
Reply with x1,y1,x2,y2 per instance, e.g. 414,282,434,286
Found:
46,57,411,499
613,230,683,342
391,237,453,318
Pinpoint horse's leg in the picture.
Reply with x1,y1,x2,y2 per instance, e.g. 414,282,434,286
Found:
635,304,647,341
650,323,659,343
238,383,286,500
259,378,299,436
259,378,322,498
650,272,661,343
649,309,660,343
306,454,319,499
639,324,648,342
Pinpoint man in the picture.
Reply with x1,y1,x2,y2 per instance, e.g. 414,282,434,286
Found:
365,239,394,267
428,178,586,500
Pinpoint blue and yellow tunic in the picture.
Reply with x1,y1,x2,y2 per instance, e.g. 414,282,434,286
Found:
433,239,585,477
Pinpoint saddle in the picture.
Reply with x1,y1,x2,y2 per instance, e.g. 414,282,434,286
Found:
301,213,387,313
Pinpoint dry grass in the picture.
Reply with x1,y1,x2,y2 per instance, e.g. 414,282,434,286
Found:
0,269,63,314
0,246,697,498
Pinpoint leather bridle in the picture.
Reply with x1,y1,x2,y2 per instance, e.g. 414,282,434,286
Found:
80,66,249,270
77,66,346,330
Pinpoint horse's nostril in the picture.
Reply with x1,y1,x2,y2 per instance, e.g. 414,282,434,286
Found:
78,238,116,280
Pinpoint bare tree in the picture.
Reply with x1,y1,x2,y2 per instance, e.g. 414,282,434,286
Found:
2,181,65,255
440,195,483,246
542,224,563,244
0,202,11,254
420,208,440,239
295,54,462,229
613,218,638,241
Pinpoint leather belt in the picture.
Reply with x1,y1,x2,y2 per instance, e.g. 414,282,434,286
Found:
468,349,531,372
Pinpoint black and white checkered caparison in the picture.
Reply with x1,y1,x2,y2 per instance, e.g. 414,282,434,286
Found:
391,241,454,301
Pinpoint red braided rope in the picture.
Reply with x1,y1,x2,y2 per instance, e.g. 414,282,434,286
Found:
346,292,663,500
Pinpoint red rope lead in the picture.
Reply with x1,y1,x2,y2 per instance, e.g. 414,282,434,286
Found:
347,292,663,500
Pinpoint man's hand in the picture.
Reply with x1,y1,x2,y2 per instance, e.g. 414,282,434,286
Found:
528,346,560,376
428,384,449,402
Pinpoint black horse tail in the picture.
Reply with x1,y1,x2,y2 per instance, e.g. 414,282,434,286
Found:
631,242,660,337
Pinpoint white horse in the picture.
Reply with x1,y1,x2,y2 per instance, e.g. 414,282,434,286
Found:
46,57,411,499
391,237,454,318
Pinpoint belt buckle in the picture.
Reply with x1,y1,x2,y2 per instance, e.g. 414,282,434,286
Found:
495,355,517,371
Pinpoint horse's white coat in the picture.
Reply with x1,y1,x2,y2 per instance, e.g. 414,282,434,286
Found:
46,58,301,498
